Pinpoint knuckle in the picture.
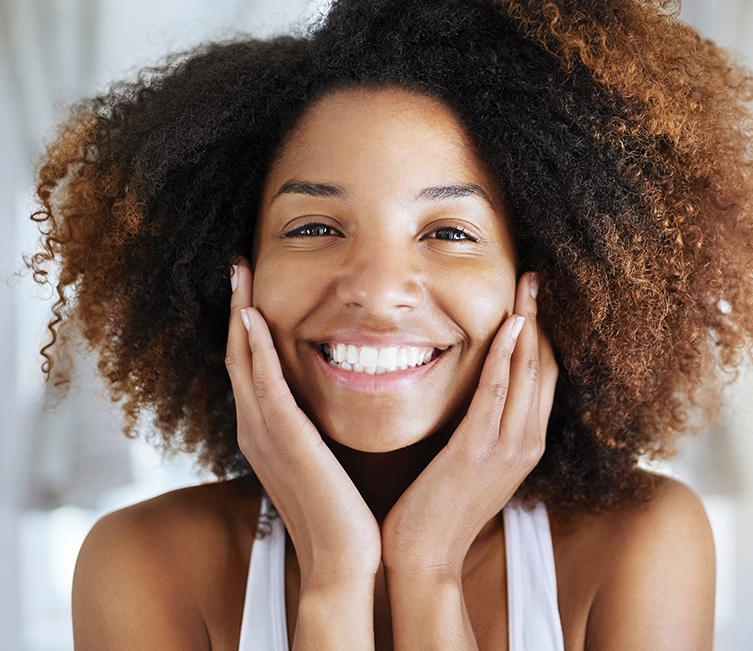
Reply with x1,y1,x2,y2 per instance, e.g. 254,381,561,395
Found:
252,373,270,401
520,436,545,467
496,345,514,364
224,352,240,378
525,356,540,382
237,420,262,458
489,381,509,402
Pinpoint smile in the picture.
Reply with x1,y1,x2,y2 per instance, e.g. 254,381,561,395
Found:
321,343,441,375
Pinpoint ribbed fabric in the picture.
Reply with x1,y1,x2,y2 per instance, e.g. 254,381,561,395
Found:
238,496,564,650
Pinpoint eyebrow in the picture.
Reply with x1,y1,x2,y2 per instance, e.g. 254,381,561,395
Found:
272,180,494,207
273,181,347,200
415,184,494,207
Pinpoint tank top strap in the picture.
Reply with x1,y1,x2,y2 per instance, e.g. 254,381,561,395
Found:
237,494,289,651
503,500,565,651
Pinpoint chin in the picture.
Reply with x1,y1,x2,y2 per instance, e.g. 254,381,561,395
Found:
317,411,441,453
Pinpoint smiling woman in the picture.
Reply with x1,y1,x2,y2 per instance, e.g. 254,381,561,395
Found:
27,0,753,649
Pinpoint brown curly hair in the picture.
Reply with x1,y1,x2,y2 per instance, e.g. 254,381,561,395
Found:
30,0,753,511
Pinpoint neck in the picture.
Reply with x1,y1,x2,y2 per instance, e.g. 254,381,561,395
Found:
323,428,452,523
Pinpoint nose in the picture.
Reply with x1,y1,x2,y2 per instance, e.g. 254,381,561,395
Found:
335,237,424,314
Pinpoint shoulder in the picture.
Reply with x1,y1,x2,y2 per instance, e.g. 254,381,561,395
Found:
72,477,262,651
551,473,715,650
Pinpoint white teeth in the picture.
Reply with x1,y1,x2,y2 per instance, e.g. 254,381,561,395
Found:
358,346,379,368
408,347,420,367
396,347,410,368
322,342,440,374
377,347,397,369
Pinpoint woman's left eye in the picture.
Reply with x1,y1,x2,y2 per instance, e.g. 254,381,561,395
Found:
426,227,478,242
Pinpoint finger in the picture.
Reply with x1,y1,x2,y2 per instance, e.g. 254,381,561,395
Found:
455,312,525,449
225,257,264,425
243,307,320,456
498,272,541,445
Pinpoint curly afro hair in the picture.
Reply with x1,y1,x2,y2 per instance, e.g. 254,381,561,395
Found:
30,0,753,511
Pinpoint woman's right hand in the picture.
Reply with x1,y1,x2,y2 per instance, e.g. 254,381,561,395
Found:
225,258,381,596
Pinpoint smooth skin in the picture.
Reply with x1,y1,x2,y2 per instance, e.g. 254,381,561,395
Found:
72,88,715,650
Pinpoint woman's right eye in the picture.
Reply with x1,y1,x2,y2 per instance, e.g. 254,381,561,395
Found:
282,223,342,238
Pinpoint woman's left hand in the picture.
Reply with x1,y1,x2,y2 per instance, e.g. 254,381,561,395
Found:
381,272,558,581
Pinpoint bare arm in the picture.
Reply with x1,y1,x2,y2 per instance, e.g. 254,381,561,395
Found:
586,479,716,650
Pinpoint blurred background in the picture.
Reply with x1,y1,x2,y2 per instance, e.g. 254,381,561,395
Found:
1,0,752,649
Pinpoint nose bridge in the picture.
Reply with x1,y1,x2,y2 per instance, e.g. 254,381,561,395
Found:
336,230,423,312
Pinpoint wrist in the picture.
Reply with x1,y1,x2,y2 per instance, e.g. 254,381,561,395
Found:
385,571,476,651
299,558,379,595
295,580,376,651
382,548,464,585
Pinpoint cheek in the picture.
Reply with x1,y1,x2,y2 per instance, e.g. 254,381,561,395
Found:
252,256,331,356
445,267,516,351
251,257,307,348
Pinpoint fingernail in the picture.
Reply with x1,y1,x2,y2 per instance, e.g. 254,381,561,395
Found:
529,273,539,300
230,265,239,292
240,308,251,332
511,316,525,341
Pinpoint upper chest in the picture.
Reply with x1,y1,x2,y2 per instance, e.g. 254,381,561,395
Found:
200,503,609,651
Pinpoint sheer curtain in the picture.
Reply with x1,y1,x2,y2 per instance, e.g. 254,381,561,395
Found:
1,1,751,649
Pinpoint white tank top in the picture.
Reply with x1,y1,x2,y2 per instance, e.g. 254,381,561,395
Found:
237,496,565,650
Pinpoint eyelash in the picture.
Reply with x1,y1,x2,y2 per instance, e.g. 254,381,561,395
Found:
282,222,478,242
283,223,342,238
426,226,478,243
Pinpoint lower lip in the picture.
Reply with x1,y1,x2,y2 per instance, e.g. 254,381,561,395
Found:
311,345,444,393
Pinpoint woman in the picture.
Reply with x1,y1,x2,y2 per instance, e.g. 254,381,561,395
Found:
30,0,753,648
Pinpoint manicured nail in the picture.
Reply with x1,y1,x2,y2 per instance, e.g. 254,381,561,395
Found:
529,273,539,300
511,316,525,341
240,308,251,332
230,265,239,292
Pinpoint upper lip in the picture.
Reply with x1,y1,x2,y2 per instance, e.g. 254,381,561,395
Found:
312,330,450,350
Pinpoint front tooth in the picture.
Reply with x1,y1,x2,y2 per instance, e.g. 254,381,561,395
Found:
377,347,398,369
353,362,364,373
408,347,421,367
359,346,379,368
364,365,377,375
376,366,387,374
335,343,347,363
346,345,359,365
396,347,410,368
341,361,352,371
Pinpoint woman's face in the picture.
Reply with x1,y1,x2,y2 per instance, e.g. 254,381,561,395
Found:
253,87,517,452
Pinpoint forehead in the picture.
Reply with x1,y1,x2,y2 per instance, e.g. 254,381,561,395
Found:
264,86,494,193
